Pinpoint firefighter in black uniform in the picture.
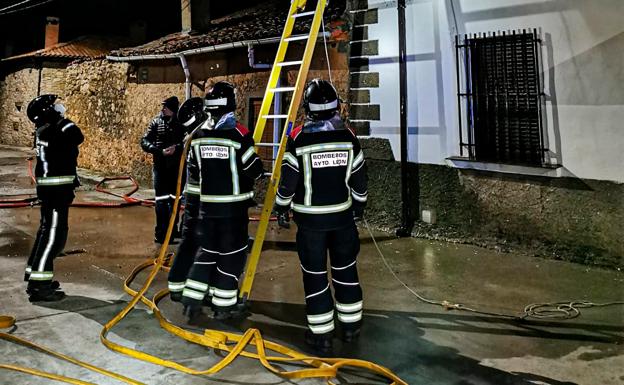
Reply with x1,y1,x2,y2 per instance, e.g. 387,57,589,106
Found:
180,82,264,319
274,79,368,354
140,96,185,244
167,97,207,301
25,94,84,302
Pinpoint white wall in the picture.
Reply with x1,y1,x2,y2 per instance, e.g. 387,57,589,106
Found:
366,0,624,183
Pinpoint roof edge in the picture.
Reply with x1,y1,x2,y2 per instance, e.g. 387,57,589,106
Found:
106,36,283,62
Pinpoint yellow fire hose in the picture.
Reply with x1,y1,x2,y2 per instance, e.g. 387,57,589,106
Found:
1,133,407,384
0,315,15,329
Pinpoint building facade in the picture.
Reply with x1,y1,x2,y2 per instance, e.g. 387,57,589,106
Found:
350,0,623,266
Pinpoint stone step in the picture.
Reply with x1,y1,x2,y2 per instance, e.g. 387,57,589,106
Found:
350,40,378,56
350,72,379,88
350,104,380,120
349,56,369,72
349,89,370,104
351,8,378,26
349,120,371,136
351,25,368,41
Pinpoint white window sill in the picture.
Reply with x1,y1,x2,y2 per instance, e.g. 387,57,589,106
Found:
446,157,564,178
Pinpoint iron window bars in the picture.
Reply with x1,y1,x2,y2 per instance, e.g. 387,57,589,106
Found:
455,29,547,166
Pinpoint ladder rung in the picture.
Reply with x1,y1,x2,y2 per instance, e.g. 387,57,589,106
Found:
291,10,315,18
262,114,289,119
276,60,303,67
263,172,273,177
270,87,296,93
285,34,310,42
257,142,280,147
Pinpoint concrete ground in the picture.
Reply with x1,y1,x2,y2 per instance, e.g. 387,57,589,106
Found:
1,144,623,385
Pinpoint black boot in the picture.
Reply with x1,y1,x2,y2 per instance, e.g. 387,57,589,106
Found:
28,282,65,302
170,291,182,302
212,305,236,320
26,280,60,295
181,296,203,322
212,300,249,320
182,304,202,321
341,327,361,343
304,330,333,356
341,321,362,343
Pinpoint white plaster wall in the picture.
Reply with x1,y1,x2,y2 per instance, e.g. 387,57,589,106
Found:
365,1,401,156
366,0,624,183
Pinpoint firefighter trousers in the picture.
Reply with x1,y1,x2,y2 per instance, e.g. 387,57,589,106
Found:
25,201,70,287
182,216,248,310
296,222,363,335
167,193,201,294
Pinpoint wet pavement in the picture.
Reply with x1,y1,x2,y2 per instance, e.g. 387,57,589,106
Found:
1,145,623,385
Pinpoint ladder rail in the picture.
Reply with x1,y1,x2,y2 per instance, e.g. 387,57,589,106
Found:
240,0,328,300
251,0,301,145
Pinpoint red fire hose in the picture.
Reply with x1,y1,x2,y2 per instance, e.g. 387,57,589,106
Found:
2,159,276,220
71,176,154,208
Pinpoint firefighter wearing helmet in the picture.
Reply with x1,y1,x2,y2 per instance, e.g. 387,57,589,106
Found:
274,79,368,355
179,81,264,320
167,97,209,302
24,94,84,302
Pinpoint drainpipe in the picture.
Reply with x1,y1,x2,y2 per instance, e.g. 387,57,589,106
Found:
396,0,415,237
248,44,281,163
36,62,42,96
178,53,191,101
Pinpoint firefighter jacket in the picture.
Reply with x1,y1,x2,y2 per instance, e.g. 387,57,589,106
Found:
34,118,84,204
140,114,185,169
187,115,264,218
275,117,368,231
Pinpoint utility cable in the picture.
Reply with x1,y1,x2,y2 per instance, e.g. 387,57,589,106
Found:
0,0,54,15
363,218,624,321
0,0,34,12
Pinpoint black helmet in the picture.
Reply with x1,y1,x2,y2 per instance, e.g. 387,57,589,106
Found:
303,79,340,121
27,94,60,125
204,81,236,118
178,97,206,132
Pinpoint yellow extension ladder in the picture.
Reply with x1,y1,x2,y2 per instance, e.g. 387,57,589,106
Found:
239,0,329,300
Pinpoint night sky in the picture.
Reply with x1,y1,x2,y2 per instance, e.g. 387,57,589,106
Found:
0,0,268,60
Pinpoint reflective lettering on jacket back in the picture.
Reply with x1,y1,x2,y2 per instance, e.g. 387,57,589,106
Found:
200,145,229,159
311,151,348,168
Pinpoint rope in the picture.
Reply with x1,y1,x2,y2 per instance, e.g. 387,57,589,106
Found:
363,218,624,321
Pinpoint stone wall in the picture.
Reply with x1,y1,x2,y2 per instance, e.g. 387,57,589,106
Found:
0,65,70,148
363,138,624,269
62,60,186,183
0,57,348,184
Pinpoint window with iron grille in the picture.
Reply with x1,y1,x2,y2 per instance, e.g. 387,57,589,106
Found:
455,30,546,166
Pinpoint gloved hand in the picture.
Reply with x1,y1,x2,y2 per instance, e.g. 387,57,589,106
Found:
273,204,291,229
353,205,364,221
162,145,176,156
277,211,291,229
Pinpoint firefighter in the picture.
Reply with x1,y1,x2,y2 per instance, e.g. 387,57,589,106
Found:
274,79,367,354
140,96,185,244
180,81,264,320
167,97,208,302
24,94,84,302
